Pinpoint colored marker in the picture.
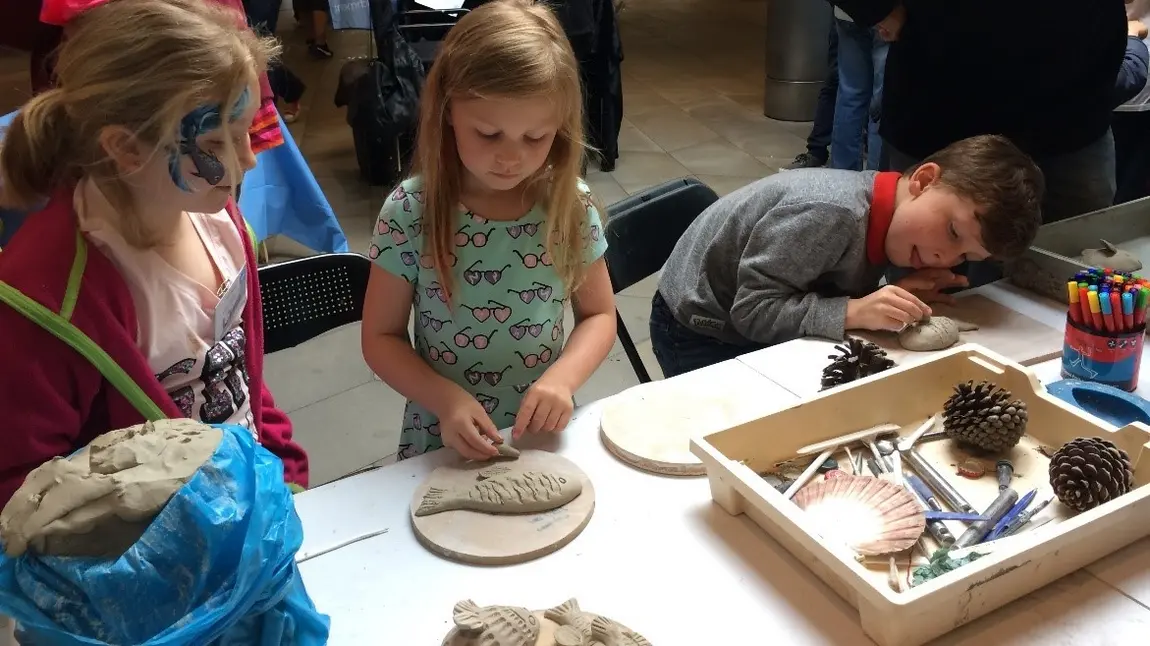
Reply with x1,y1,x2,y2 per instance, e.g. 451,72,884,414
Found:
1079,287,1093,325
1067,281,1083,324
1100,290,1114,332
1139,288,1150,326
1123,292,1135,330
1111,291,1123,331
1088,291,1104,331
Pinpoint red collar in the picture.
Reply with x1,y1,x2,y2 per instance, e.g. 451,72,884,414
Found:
866,172,900,265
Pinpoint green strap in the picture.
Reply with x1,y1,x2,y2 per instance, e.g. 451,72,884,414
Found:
0,280,168,421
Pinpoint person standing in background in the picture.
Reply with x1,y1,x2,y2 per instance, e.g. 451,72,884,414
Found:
785,16,838,170
1114,0,1150,203
829,4,887,171
835,0,1126,224
835,0,1126,290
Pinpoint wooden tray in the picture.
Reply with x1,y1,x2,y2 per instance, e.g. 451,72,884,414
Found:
690,344,1150,646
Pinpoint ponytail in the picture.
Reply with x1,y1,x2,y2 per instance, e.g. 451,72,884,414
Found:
0,90,73,209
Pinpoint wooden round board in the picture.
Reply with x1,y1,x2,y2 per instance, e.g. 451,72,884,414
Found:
410,450,595,565
599,379,746,476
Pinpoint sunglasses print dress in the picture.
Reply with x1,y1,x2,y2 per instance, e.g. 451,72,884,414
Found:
369,177,607,459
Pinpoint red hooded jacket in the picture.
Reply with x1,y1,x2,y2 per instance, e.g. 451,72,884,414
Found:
0,189,309,506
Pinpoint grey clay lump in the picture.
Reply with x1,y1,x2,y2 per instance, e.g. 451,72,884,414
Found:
898,316,979,352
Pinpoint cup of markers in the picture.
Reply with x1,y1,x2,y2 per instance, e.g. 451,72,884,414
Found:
1063,267,1146,391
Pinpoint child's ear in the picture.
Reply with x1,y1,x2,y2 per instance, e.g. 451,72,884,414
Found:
97,126,149,174
908,162,942,197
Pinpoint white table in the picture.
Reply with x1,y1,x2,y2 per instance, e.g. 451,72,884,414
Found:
294,281,1150,644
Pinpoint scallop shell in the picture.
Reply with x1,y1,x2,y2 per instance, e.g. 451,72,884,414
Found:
444,600,540,646
792,474,926,556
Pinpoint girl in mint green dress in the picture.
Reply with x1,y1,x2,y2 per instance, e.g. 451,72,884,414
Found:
360,0,618,462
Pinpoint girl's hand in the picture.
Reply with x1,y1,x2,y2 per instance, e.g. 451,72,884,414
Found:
439,391,503,461
513,376,574,439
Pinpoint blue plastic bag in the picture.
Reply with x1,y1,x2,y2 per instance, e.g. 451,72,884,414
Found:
0,424,331,645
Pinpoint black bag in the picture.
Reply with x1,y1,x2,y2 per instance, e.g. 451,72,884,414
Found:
334,0,426,185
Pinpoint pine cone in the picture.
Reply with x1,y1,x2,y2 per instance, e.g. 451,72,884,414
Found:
1049,437,1134,512
942,380,1028,452
820,337,895,391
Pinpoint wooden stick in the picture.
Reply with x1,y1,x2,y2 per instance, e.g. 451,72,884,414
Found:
795,423,901,457
784,448,835,499
897,415,940,452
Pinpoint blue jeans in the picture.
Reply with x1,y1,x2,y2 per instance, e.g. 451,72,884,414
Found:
648,293,764,379
831,19,888,171
806,19,840,161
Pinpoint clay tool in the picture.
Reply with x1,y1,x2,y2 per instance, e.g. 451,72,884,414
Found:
1067,281,1083,324
866,458,884,477
903,474,956,547
867,439,892,472
995,459,1014,491
953,488,1019,549
902,448,976,514
795,423,900,457
844,445,863,475
987,489,1037,541
918,429,947,444
997,498,1052,539
784,448,835,499
889,450,904,486
924,511,987,522
897,415,939,452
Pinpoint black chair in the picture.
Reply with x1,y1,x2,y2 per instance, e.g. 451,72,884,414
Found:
603,177,720,383
258,253,373,354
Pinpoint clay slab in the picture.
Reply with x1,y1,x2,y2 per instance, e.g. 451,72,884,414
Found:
410,450,595,565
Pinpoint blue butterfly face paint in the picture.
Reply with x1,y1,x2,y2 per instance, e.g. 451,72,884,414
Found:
168,86,251,192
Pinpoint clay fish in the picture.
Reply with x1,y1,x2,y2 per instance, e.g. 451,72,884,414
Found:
898,316,978,352
545,599,593,643
449,600,540,646
1081,239,1142,272
589,615,652,646
414,468,582,517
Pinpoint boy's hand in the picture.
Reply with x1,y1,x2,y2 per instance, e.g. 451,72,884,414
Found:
846,285,931,332
513,375,574,440
1130,20,1148,39
894,268,969,304
439,390,502,461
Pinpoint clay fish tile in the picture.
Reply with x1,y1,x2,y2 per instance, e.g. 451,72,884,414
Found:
544,599,593,641
589,616,652,646
415,468,583,517
451,600,540,646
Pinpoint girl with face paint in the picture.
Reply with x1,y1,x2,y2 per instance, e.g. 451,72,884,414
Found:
0,0,310,508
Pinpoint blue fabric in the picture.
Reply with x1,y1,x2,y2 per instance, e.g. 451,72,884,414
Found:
0,424,331,646
0,110,349,254
831,18,888,171
239,115,349,253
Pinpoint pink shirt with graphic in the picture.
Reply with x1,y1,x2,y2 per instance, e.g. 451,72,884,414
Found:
78,207,255,432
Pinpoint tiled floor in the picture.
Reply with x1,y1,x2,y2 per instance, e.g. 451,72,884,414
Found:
0,0,813,486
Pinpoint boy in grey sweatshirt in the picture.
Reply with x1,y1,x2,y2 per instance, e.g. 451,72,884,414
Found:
650,134,1044,378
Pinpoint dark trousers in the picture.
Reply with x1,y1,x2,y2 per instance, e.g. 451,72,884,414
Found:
1113,111,1150,204
806,19,840,161
884,129,1118,288
267,60,306,104
648,292,763,379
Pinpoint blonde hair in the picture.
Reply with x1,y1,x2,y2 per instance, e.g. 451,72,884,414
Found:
0,0,278,247
413,0,592,302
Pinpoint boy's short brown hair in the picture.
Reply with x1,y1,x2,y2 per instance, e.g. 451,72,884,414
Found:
904,134,1045,259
